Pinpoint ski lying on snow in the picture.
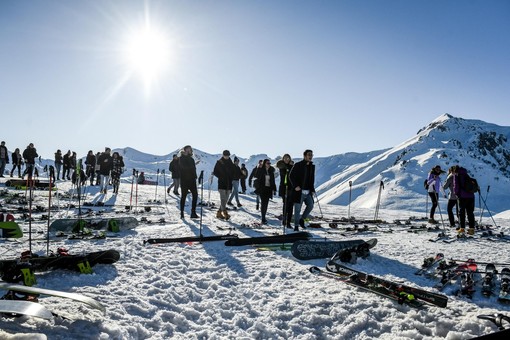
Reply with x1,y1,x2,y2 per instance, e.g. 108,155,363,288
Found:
0,282,105,313
144,234,239,245
0,299,54,320
224,232,311,246
325,261,448,308
291,238,377,260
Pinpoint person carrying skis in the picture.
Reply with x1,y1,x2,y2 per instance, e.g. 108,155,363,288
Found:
426,165,445,224
22,143,38,179
167,154,181,195
111,152,124,194
213,150,236,220
10,148,23,178
276,153,294,228
84,150,96,186
249,160,263,210
453,166,478,235
54,149,63,180
442,165,459,228
97,147,113,194
255,159,277,224
178,145,199,219
0,141,9,177
227,157,243,208
289,149,315,231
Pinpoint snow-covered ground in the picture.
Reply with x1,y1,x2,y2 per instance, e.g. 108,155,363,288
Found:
1,177,510,340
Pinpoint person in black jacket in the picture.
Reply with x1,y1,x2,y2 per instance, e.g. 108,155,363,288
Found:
54,149,63,180
213,150,236,220
227,157,243,207
178,145,199,219
255,159,277,224
111,152,125,194
276,154,294,228
0,141,9,177
84,150,96,186
22,143,38,179
248,160,263,210
167,154,181,195
97,147,113,194
10,148,23,178
240,163,248,194
62,150,71,180
289,149,315,231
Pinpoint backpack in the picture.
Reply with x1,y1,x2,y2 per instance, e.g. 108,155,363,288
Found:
463,174,479,194
423,179,428,191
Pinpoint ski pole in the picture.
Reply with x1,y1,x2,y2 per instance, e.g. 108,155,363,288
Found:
478,186,490,226
162,169,167,204
129,168,135,210
198,170,204,239
154,169,160,202
374,180,384,222
479,189,498,228
348,180,352,220
46,171,53,256
314,192,323,219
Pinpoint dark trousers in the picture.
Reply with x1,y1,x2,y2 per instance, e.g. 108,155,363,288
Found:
282,192,293,226
447,199,458,227
180,180,198,214
428,192,438,219
240,179,247,193
459,197,475,229
260,194,270,222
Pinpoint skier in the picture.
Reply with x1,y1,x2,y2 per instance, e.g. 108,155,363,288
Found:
240,163,248,194
289,149,315,231
111,152,124,194
454,166,478,235
54,149,63,180
97,147,113,194
248,160,263,210
426,165,446,224
167,154,181,195
84,150,96,186
0,141,9,177
442,165,459,228
213,150,236,220
22,143,38,180
178,145,199,219
10,148,22,178
255,159,276,224
227,157,243,208
276,153,294,228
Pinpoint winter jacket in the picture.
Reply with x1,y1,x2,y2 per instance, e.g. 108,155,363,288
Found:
179,154,197,183
453,167,475,199
289,159,315,203
169,158,181,179
12,152,22,166
97,152,113,176
442,174,457,200
0,145,9,162
255,166,276,198
276,159,293,197
22,147,38,165
213,157,236,190
427,170,443,193
54,152,63,165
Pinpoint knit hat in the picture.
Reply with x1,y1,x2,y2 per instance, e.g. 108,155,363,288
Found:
223,150,231,156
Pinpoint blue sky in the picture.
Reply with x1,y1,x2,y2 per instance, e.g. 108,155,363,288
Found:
1,0,509,160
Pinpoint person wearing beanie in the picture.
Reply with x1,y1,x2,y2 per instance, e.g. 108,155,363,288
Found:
213,150,236,220
227,156,243,208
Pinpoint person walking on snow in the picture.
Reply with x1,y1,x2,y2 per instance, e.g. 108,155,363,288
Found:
255,159,277,224
276,153,294,228
249,160,263,210
10,148,23,178
54,149,63,180
227,157,243,208
167,154,181,195
97,147,113,194
289,149,315,231
22,143,38,179
213,150,236,220
426,165,445,224
442,165,459,228
454,166,478,235
178,145,199,219
0,141,9,177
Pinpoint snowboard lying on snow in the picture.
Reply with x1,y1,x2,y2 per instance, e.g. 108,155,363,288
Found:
50,217,138,233
291,238,377,260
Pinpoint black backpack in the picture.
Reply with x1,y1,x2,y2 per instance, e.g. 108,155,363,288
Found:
463,174,479,194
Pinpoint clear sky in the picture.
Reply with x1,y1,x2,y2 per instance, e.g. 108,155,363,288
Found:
1,0,509,160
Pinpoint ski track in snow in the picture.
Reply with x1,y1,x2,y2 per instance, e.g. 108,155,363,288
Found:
1,179,509,339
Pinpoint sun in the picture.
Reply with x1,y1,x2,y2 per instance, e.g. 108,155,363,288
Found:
123,25,171,94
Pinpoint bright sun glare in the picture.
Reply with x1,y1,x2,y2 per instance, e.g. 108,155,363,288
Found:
123,25,171,94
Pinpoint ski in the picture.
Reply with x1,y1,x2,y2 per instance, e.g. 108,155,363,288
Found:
481,264,497,297
144,234,239,245
0,299,53,320
49,217,139,233
224,232,311,246
309,266,424,308
291,238,377,260
326,259,448,308
0,221,23,238
0,282,105,313
498,268,510,303
415,253,445,275
434,259,474,291
457,261,478,298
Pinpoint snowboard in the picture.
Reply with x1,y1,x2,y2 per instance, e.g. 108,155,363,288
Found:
5,179,54,188
291,238,377,260
144,234,239,245
0,282,105,313
0,249,120,276
224,232,311,246
50,217,139,233
0,221,22,238
0,299,53,320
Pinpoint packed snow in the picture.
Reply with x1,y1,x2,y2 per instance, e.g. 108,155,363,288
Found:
1,173,510,340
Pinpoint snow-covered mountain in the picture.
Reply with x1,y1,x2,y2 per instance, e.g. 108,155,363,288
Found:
28,114,510,214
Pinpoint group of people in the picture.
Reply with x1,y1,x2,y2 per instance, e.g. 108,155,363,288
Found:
166,145,316,231
0,141,39,180
426,164,479,235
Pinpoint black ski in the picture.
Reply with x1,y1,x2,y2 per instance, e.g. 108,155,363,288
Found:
481,264,497,297
291,238,377,260
144,234,238,245
415,253,444,275
499,268,510,303
325,259,448,308
224,232,311,246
